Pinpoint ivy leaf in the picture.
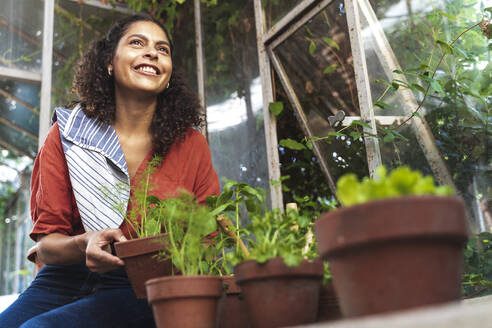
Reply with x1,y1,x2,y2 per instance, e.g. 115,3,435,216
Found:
323,64,338,74
436,39,454,54
269,101,283,116
322,37,340,51
279,138,306,150
309,40,316,56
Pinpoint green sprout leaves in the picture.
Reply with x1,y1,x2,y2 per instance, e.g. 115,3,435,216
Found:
337,166,454,206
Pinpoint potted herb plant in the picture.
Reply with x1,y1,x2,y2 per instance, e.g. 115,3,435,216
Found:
114,157,172,299
145,191,224,328
217,181,323,328
315,166,469,317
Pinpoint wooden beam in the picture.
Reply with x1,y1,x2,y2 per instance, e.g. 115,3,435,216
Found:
0,117,38,140
0,139,35,159
0,16,67,63
0,88,39,114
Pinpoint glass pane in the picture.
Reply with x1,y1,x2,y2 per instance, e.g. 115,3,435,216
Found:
0,79,39,138
361,0,491,232
0,0,44,72
274,2,367,182
52,0,128,106
263,0,303,29
202,2,270,191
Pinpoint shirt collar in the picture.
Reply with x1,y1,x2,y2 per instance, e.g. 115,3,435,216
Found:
59,104,128,176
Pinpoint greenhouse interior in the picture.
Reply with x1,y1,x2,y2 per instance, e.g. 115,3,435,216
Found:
0,0,490,327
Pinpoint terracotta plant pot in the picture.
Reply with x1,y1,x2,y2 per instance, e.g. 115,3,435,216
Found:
145,275,222,328
217,276,249,328
114,233,172,298
315,195,468,317
234,257,323,328
317,282,342,322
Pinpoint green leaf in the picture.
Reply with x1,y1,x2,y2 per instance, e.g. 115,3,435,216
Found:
269,101,284,116
322,37,340,51
374,101,391,109
323,64,338,74
327,131,346,137
279,138,307,150
436,39,454,55
309,41,316,56
349,131,362,140
351,120,372,129
393,69,404,74
410,83,426,93
430,79,444,94
383,132,395,143
437,11,457,21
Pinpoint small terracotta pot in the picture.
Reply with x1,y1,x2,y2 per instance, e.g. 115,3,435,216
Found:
315,195,468,317
146,275,222,328
114,233,171,298
234,257,323,328
317,282,342,322
217,276,249,328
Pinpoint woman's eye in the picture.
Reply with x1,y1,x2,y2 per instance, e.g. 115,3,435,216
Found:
130,39,143,46
158,47,169,54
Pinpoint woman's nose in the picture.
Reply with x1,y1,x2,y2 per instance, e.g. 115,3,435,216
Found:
144,48,158,60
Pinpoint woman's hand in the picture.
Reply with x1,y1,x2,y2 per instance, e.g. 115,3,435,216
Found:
84,229,127,273
37,229,127,273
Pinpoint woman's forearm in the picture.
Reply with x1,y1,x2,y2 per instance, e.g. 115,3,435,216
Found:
37,229,126,273
37,232,93,265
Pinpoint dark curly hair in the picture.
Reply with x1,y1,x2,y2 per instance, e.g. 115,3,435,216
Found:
71,14,203,158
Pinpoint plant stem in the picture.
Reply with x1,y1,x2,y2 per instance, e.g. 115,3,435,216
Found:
393,21,482,130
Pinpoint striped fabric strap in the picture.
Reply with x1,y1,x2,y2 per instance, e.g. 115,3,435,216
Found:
55,105,130,231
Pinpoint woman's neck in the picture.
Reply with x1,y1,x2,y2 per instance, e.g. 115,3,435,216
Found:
114,92,157,137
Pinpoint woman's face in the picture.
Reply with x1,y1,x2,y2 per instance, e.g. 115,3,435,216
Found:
111,21,172,97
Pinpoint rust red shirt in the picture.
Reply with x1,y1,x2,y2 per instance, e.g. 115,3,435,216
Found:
30,123,220,241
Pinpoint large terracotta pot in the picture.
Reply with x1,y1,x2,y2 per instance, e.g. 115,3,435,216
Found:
217,275,249,328
145,275,222,328
234,257,323,328
114,233,172,298
315,195,468,317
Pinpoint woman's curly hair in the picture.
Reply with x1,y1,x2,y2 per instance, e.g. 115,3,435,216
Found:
71,14,203,158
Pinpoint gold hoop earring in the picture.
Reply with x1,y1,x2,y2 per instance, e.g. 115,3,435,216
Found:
166,82,170,89
108,67,113,76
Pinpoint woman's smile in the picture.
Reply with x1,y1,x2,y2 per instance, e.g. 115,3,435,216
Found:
111,21,173,96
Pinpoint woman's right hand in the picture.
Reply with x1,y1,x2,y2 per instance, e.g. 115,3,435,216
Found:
83,229,127,273
37,229,127,273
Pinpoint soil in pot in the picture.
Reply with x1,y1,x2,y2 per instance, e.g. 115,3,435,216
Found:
114,233,172,298
315,196,468,317
145,275,222,328
317,282,342,322
234,257,323,328
217,275,249,328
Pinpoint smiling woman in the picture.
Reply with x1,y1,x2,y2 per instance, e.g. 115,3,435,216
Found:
0,14,220,328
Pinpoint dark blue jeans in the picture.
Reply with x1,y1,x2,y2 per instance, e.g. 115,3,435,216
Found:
0,263,156,328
